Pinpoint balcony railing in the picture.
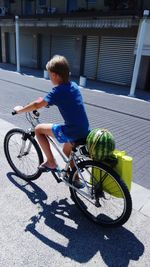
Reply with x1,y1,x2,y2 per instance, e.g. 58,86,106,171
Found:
0,8,143,20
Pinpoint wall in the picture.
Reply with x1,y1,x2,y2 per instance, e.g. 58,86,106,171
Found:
143,0,150,9
0,0,4,6
76,0,86,9
135,19,150,56
96,0,106,11
51,0,67,13
76,0,105,11
137,56,150,89
143,20,150,47
10,1,21,15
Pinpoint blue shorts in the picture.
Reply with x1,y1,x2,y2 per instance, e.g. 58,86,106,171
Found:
52,124,70,143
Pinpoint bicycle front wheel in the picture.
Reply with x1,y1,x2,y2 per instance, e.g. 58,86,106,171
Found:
69,160,132,227
4,128,43,181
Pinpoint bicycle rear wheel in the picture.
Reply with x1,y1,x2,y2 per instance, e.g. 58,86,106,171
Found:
4,128,43,181
69,160,132,227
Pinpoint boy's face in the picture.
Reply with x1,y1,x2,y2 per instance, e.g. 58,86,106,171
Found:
49,71,61,85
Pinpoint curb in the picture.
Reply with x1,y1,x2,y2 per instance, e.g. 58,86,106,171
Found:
131,182,150,218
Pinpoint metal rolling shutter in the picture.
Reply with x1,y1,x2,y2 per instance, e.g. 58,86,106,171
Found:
20,34,34,68
8,32,16,64
51,35,81,76
97,36,136,85
84,36,99,79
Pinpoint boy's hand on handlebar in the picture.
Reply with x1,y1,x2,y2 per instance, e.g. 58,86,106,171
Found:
13,105,23,114
12,98,47,115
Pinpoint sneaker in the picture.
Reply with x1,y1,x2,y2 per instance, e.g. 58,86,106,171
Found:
73,179,85,189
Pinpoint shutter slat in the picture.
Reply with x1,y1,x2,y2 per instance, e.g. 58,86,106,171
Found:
84,36,99,79
97,36,136,85
51,35,81,76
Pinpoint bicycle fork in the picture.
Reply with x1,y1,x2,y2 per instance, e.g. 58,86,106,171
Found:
18,133,32,158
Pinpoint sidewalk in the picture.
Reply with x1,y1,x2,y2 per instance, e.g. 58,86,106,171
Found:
0,62,150,102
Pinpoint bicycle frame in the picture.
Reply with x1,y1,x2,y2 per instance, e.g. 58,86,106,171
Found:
21,111,92,198
5,111,132,227
47,135,92,197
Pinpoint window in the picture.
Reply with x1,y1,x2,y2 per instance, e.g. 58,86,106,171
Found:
4,0,9,7
38,0,46,6
87,0,96,3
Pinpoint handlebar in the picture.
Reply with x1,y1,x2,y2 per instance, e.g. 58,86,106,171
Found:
11,99,42,129
12,110,17,115
11,109,40,128
12,109,40,117
33,110,40,117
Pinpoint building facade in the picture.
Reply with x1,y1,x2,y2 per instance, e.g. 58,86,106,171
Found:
0,0,150,91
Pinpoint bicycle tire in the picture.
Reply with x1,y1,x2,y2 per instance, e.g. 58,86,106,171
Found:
69,160,132,227
4,128,43,181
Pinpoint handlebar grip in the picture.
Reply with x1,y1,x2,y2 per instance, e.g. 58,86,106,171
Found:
12,110,17,115
33,110,40,117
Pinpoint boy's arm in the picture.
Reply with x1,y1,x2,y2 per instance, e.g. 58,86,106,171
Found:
14,98,48,114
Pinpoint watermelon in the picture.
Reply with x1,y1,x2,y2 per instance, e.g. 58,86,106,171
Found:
86,128,115,161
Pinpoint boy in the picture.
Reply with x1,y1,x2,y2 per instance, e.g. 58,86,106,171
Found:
14,55,90,187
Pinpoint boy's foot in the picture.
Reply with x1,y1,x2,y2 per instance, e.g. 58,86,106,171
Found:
73,179,85,189
38,163,60,173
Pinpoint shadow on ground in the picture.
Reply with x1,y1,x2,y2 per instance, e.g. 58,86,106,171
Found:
7,172,144,266
0,63,43,78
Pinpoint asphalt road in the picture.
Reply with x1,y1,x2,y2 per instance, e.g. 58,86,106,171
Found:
0,68,150,267
0,68,150,189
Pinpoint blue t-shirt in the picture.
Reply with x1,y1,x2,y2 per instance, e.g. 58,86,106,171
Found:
44,81,90,140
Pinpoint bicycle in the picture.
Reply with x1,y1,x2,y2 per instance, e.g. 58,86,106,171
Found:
4,110,132,227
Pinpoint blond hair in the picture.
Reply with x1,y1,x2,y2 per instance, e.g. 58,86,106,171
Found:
46,55,70,83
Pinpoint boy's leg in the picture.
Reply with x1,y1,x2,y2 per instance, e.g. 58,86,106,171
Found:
63,143,84,188
63,142,75,168
63,143,73,160
35,123,57,168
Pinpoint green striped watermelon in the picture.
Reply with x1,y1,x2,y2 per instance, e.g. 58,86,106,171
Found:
86,128,115,161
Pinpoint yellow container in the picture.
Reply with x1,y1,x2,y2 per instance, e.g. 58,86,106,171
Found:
112,150,132,191
91,150,133,198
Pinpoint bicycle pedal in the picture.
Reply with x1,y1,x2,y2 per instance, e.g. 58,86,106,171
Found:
95,199,101,207
51,171,62,183
63,175,69,181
